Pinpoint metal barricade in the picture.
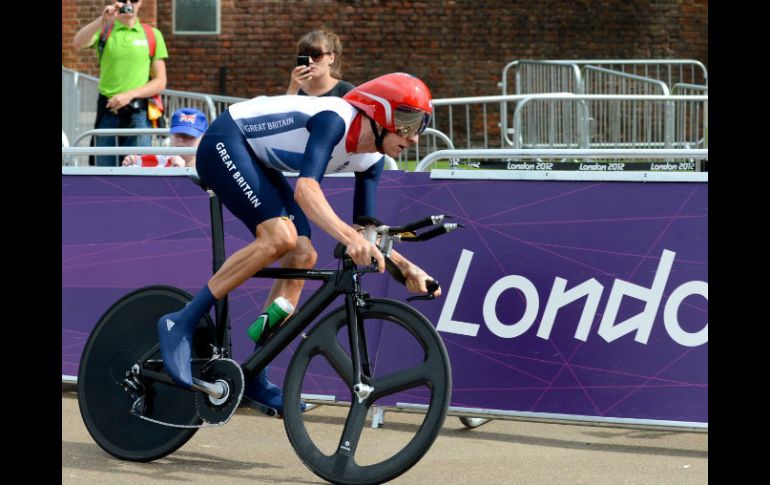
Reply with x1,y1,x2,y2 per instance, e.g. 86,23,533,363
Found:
583,66,670,95
209,93,249,117
499,61,583,146
499,60,708,147
501,59,707,97
141,91,246,123
514,60,583,94
62,67,248,158
390,94,539,170
582,68,672,149
672,84,708,149
65,128,171,166
579,60,708,88
428,94,537,155
511,93,587,150
508,94,706,160
62,68,100,148
159,89,219,123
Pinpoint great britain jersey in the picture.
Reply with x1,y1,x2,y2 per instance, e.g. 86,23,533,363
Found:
227,95,382,180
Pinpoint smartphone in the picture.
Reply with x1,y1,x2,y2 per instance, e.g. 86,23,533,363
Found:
296,55,310,67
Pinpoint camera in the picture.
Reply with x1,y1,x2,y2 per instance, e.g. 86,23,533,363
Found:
119,98,145,114
119,4,134,14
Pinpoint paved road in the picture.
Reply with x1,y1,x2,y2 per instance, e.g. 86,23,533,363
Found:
62,389,707,484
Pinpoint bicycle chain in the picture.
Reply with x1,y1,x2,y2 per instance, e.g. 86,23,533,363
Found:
129,358,244,429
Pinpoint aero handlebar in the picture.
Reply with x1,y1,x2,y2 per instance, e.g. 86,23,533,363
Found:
354,214,465,301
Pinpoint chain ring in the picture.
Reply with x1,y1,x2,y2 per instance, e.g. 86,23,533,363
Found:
194,358,244,426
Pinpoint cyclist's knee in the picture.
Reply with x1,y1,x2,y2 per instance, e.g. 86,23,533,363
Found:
285,237,317,268
257,218,298,258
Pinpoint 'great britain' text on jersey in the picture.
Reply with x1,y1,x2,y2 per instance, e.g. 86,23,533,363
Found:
243,116,296,133
215,141,261,208
227,96,381,176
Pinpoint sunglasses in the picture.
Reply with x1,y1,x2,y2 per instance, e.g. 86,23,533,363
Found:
124,0,141,3
393,106,432,138
299,50,331,62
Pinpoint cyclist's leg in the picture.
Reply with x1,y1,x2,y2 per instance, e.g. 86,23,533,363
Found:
260,169,317,309
244,172,316,414
158,119,298,388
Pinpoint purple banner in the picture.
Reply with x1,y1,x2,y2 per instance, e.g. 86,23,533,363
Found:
62,172,707,423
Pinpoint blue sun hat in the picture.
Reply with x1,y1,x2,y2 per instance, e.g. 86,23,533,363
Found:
170,108,208,137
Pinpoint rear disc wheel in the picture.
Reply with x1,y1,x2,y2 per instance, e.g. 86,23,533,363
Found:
77,286,215,462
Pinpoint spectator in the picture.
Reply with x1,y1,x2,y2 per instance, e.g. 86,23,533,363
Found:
122,108,208,168
287,30,398,170
287,29,355,97
73,1,168,167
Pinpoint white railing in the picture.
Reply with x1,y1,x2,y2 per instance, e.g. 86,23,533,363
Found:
415,148,708,172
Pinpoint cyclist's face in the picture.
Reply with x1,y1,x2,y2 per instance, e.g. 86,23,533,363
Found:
381,130,419,158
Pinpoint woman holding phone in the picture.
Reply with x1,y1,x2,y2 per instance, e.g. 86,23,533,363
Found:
287,29,355,97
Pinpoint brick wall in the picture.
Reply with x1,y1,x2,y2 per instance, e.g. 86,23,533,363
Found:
63,0,708,99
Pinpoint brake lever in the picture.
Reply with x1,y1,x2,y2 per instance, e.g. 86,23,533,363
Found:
407,280,440,302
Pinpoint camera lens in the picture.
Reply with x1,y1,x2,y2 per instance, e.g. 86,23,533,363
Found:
119,5,134,14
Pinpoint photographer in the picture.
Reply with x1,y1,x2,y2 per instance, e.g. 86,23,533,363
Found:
73,1,168,167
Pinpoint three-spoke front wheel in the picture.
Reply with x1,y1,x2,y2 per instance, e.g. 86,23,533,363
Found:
282,298,451,485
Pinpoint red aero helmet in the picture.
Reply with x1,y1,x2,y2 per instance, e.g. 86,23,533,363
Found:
343,72,433,137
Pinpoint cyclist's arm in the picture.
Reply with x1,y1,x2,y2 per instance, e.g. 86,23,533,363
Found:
347,157,437,293
353,157,385,222
386,248,442,296
295,178,384,271
294,111,384,271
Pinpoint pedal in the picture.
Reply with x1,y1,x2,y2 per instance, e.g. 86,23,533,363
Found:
241,396,282,419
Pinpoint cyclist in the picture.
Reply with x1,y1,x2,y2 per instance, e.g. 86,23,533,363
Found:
157,73,442,416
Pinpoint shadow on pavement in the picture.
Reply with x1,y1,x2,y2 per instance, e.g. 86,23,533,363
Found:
61,440,323,484
298,411,708,460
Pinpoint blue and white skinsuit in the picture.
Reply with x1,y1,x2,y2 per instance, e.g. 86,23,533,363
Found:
158,95,384,396
196,95,385,237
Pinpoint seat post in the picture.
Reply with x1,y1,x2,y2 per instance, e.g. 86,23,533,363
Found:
208,190,231,355
209,192,226,274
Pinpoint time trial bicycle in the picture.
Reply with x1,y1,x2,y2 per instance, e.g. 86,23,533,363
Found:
77,174,461,485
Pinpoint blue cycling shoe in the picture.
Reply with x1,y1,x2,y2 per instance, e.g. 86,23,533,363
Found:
242,365,307,417
157,310,198,388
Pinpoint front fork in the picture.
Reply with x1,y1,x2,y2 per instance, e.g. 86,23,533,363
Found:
345,275,374,403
